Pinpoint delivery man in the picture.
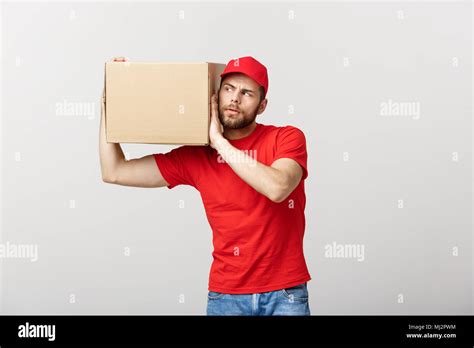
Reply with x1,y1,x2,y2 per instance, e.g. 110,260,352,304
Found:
99,56,311,316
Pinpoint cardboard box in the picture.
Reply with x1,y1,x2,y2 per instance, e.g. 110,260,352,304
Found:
104,62,226,145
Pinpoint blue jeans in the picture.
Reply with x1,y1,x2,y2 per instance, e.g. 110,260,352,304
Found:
206,282,311,316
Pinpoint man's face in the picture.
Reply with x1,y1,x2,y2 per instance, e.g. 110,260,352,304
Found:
218,73,267,129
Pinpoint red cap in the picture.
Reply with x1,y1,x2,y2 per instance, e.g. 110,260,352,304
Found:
220,56,268,98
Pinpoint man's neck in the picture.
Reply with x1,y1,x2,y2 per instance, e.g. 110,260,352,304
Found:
223,122,257,140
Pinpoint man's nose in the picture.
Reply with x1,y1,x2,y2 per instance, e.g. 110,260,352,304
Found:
230,90,241,104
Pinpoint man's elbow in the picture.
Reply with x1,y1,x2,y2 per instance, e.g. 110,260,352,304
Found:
102,173,117,184
269,194,286,203
268,184,291,203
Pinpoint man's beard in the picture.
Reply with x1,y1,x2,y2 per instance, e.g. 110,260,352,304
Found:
218,105,259,129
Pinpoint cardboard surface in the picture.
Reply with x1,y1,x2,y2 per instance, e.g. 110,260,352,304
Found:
105,62,225,145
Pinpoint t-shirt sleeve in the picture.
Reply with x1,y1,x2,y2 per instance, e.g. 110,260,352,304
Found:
273,126,308,181
153,145,199,189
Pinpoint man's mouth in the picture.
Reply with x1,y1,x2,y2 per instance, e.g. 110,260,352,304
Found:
226,108,240,115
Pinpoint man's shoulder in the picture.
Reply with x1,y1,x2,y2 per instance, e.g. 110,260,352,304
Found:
164,144,210,161
175,144,211,155
259,123,306,138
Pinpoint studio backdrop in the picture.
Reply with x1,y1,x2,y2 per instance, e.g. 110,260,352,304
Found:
1,0,472,314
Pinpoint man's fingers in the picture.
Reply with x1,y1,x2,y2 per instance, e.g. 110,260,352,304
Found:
112,56,129,62
101,93,105,115
211,94,218,114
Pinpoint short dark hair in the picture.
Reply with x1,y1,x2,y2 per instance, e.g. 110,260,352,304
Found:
219,80,266,102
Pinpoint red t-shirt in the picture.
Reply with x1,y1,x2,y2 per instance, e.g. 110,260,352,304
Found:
153,123,311,294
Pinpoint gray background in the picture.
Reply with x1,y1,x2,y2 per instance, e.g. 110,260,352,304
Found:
1,0,472,315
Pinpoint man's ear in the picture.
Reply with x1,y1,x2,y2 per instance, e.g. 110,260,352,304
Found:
257,99,268,115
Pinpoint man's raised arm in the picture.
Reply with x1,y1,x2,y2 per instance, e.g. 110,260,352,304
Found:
99,57,169,188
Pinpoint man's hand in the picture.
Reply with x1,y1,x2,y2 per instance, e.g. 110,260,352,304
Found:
102,56,129,107
112,56,128,62
209,93,226,150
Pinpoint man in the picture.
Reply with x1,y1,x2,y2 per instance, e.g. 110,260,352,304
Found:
100,56,311,316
